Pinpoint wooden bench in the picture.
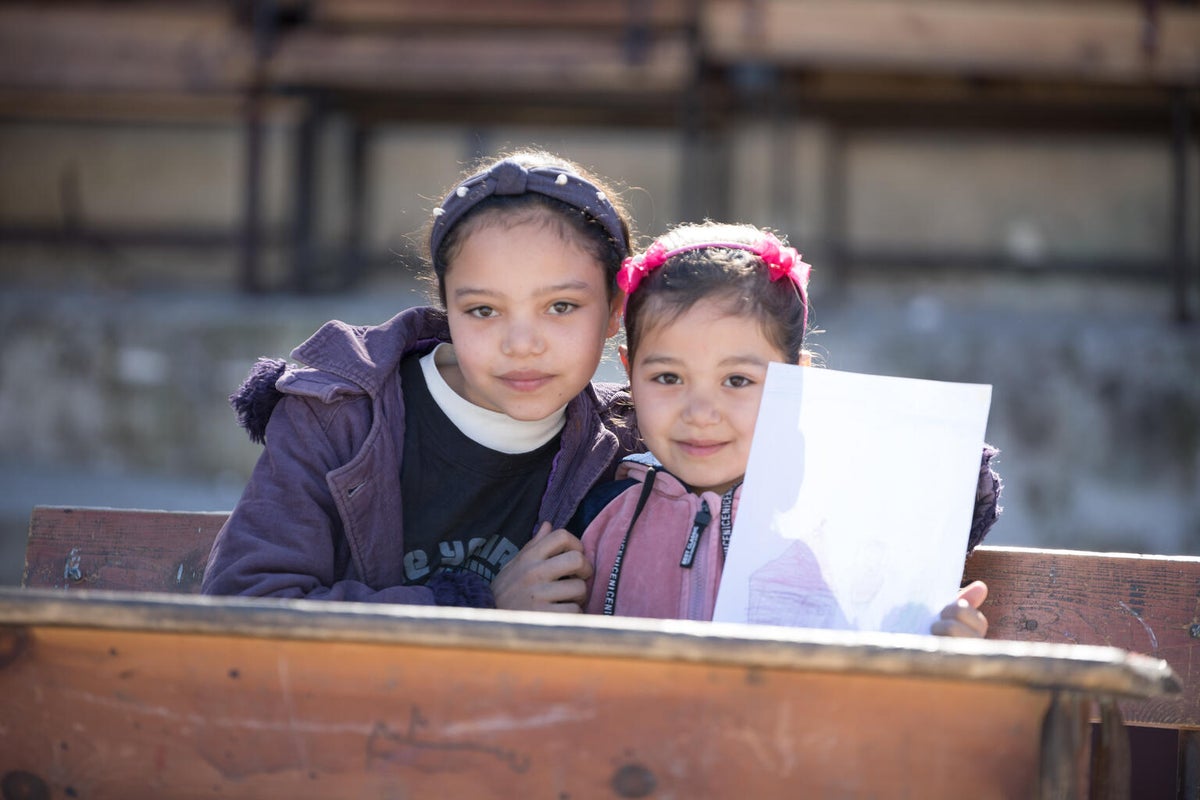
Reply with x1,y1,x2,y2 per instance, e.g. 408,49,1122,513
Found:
9,505,1197,797
0,583,1175,799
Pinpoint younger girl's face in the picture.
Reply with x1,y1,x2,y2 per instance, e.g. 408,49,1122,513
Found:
440,217,621,420
625,297,789,496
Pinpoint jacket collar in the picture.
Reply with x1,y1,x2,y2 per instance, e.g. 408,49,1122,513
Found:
290,306,451,398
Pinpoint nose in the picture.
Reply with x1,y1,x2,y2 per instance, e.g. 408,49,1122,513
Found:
501,317,546,357
680,387,720,426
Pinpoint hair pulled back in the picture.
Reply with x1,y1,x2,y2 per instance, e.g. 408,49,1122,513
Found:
623,222,810,365
425,149,633,307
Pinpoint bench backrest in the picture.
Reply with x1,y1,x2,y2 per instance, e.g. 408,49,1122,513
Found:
24,506,224,594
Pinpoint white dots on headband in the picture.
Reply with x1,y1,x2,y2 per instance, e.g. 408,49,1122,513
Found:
432,207,445,216
456,186,469,198
596,191,607,203
555,174,568,186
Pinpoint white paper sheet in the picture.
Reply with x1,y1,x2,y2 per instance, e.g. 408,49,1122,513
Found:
712,363,992,634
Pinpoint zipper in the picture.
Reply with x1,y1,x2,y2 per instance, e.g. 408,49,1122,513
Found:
685,487,737,621
683,499,713,620
679,502,711,568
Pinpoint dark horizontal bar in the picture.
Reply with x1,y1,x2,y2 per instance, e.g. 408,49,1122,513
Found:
839,246,1173,278
0,225,288,250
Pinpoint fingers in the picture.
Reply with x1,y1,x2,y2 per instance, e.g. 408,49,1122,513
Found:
931,600,989,639
491,526,593,612
499,571,588,613
930,581,990,638
956,580,988,609
515,528,592,581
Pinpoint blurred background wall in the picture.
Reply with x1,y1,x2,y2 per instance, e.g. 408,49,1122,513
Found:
1,0,1197,585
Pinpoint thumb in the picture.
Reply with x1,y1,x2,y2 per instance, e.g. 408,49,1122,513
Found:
957,580,988,610
533,521,553,539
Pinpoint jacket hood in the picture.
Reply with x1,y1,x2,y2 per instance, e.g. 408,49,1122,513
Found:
230,307,451,443
289,307,450,396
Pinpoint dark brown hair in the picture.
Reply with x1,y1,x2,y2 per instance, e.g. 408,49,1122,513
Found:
425,149,633,307
624,222,810,364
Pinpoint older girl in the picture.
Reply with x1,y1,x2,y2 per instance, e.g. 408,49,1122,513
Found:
203,150,637,612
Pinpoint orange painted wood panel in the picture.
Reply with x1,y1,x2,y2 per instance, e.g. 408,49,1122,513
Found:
965,545,1200,728
0,624,1066,798
0,589,1179,798
7,585,1172,800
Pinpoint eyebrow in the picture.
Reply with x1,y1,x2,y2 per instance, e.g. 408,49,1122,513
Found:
452,279,594,299
638,353,771,368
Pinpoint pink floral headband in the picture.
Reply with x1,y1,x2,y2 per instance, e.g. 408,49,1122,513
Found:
617,232,811,298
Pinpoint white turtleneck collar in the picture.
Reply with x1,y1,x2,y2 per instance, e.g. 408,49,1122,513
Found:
419,344,566,454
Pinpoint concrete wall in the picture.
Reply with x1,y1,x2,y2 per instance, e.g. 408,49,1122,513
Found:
1,115,1197,586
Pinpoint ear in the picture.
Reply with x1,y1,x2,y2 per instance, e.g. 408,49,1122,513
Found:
605,290,625,338
618,344,631,377
796,349,812,367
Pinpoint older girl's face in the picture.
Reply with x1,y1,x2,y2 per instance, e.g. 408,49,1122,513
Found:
438,218,621,421
624,298,789,495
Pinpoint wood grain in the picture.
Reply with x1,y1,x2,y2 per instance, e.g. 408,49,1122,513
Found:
964,545,1200,728
0,5,253,93
24,507,225,593
0,587,1174,799
703,0,1200,85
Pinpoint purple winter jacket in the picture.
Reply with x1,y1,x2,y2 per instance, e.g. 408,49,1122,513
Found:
201,305,638,606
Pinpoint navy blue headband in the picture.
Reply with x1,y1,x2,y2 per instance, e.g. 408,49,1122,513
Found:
429,159,628,269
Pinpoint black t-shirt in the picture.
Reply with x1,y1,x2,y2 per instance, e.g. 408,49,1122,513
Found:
399,354,560,585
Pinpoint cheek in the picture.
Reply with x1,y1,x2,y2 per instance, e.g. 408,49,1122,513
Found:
446,322,491,364
631,391,673,435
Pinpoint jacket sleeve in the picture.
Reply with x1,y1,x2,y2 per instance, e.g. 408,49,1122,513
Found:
201,392,489,606
967,443,1003,553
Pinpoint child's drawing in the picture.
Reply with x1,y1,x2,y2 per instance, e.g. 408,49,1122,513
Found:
713,363,992,634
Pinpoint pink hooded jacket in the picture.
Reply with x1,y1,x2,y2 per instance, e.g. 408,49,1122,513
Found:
582,457,739,621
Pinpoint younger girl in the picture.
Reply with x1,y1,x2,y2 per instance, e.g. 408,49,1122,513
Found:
202,150,639,612
576,222,997,636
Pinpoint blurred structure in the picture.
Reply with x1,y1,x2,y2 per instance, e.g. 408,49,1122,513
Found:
0,1,1198,583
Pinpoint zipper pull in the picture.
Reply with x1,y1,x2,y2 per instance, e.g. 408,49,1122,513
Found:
680,501,712,568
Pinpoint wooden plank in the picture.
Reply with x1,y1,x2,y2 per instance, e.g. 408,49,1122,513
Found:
703,0,1200,86
964,545,1200,728
308,0,695,30
0,588,1179,798
0,588,1179,696
0,89,257,123
23,507,226,593
266,30,693,94
0,5,253,93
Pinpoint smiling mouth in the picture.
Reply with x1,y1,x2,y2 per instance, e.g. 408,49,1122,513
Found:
677,440,727,457
499,371,554,392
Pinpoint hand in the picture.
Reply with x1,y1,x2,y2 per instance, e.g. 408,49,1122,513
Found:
930,580,989,638
491,522,595,613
